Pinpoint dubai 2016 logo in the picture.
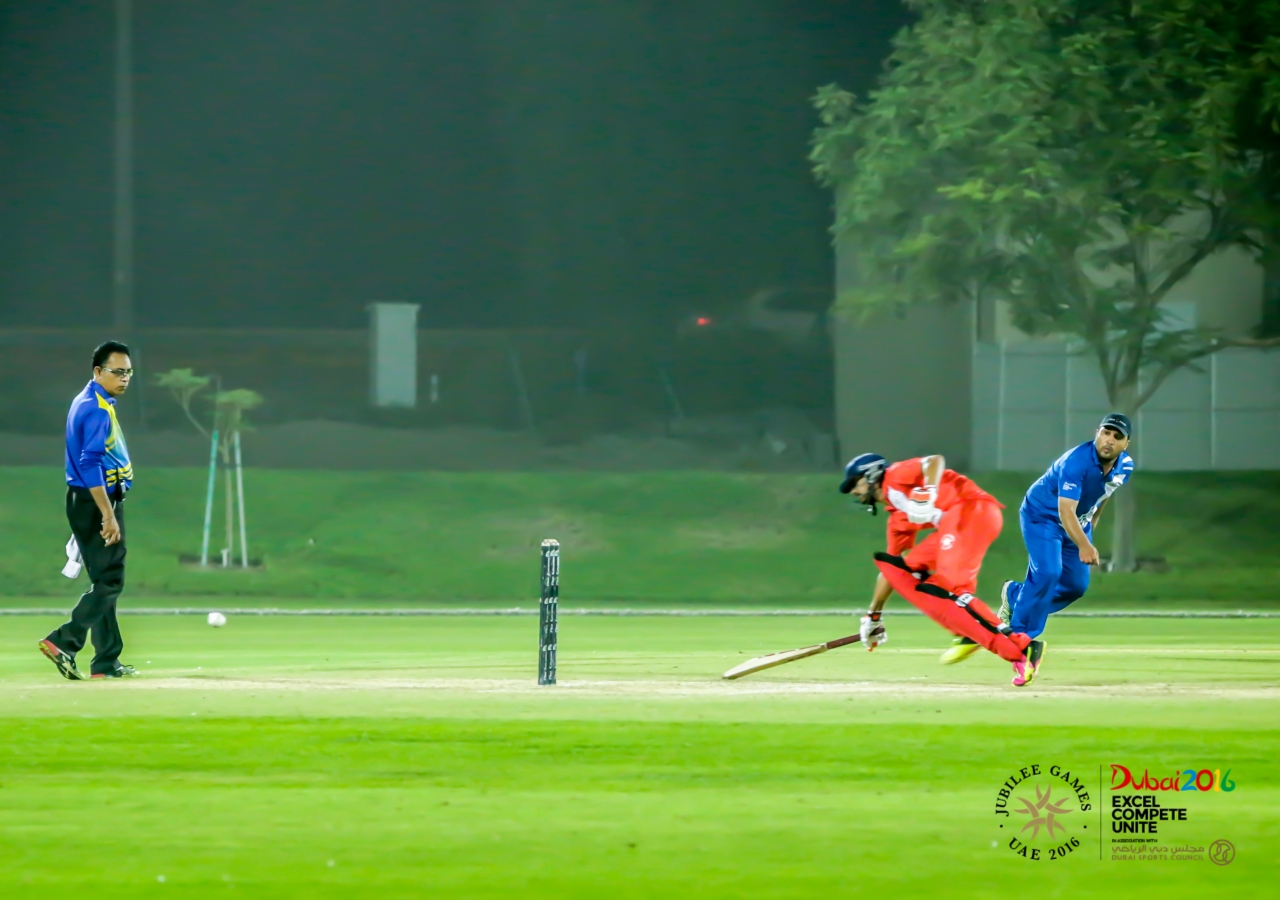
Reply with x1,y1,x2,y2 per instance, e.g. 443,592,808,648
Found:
994,764,1093,861
1110,764,1235,793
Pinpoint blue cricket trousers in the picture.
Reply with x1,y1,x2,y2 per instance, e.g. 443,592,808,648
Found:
1006,505,1092,639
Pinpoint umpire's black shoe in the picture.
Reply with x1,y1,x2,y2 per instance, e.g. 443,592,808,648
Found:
38,639,85,681
91,664,140,679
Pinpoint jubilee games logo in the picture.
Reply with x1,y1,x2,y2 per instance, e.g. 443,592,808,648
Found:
993,763,1093,861
992,763,1237,863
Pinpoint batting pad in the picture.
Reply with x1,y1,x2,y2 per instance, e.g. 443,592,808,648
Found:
874,558,1030,663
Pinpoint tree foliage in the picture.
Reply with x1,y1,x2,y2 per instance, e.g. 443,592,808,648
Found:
213,389,264,444
155,368,212,438
812,0,1280,412
156,368,263,462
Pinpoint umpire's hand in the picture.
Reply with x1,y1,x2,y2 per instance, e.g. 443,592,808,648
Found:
101,513,122,546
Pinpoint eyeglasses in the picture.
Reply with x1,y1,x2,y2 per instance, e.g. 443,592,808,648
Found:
99,367,134,377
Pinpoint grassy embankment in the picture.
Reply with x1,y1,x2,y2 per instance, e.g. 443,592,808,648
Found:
2,467,1277,605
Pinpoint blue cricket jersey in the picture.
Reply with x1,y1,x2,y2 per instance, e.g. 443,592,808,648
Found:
66,380,133,493
1021,440,1133,528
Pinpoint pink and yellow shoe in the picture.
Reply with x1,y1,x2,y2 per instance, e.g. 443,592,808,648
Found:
1011,640,1045,687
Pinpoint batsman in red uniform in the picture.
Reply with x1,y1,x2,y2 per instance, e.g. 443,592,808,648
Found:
839,452,1040,680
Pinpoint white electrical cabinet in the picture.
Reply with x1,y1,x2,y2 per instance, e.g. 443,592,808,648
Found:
369,303,420,408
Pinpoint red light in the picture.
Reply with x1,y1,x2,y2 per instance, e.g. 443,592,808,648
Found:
695,316,711,326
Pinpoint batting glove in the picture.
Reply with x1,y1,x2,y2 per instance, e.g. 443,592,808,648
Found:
859,613,887,651
906,485,939,525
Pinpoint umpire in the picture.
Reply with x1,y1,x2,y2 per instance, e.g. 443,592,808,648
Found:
38,341,139,680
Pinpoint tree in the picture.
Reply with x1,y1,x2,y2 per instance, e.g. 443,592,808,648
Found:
155,368,212,437
811,0,1280,571
1226,9,1280,335
156,369,263,568
155,369,263,464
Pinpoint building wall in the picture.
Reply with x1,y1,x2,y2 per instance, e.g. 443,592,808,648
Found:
1165,245,1265,335
832,304,974,468
835,210,1274,471
831,178,977,466
971,343,1280,471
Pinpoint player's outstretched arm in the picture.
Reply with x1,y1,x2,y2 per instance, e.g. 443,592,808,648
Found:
860,574,893,649
867,573,893,614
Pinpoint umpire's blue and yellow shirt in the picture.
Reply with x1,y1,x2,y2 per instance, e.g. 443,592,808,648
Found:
66,380,133,494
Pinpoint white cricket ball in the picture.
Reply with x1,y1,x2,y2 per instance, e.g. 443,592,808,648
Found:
207,611,227,628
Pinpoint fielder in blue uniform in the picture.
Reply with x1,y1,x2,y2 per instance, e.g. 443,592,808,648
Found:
1001,414,1135,644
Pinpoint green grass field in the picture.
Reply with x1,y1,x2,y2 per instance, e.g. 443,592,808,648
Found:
4,467,1276,895
3,467,1280,604
1,613,1276,898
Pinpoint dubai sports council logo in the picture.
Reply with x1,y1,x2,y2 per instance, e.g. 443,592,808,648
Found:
993,764,1093,861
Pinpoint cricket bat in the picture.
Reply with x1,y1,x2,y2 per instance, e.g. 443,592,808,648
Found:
722,633,862,680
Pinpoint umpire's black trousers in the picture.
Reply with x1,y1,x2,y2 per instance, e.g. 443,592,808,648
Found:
47,487,126,675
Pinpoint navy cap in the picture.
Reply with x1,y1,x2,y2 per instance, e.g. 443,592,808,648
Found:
838,453,886,494
1099,413,1132,438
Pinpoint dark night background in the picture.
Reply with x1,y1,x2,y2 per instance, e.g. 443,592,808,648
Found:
0,1,911,331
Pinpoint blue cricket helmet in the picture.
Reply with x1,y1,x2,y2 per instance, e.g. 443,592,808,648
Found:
839,453,887,495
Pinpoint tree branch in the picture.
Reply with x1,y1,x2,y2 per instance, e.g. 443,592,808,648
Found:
1149,204,1224,305
180,400,210,440
1133,334,1280,410
1221,335,1280,349
1133,361,1179,411
1128,230,1150,300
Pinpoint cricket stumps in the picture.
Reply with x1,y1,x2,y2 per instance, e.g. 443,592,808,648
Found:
539,539,559,685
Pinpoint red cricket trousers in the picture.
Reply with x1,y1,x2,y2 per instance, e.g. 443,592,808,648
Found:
904,498,1003,596
880,499,1028,662
876,558,1031,662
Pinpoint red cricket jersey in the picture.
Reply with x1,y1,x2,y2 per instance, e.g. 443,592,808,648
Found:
881,457,1000,555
